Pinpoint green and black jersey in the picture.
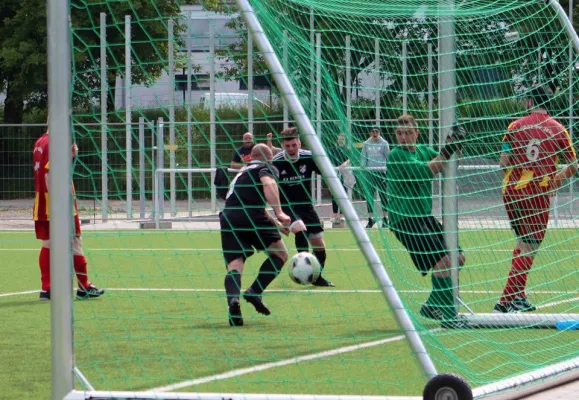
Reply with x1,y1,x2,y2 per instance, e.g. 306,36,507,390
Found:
386,145,439,227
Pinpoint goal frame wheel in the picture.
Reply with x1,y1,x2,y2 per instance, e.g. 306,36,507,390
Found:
423,374,473,400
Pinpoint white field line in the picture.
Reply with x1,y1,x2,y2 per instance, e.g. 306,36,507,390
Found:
0,248,428,252
1,285,575,394
539,296,579,310
149,330,440,394
147,294,577,394
0,248,380,252
0,290,38,298
1,247,579,253
2,288,577,298
150,296,579,394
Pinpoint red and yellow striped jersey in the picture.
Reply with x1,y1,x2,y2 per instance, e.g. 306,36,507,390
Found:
33,133,79,221
502,113,576,194
33,133,50,221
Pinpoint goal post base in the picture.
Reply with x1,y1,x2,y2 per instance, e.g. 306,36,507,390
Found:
461,313,579,329
65,391,422,400
472,355,579,399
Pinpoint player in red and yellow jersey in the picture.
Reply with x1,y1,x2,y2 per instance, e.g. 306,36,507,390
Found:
33,126,104,301
495,86,577,313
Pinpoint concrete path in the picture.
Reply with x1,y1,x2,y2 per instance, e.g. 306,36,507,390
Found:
521,379,579,399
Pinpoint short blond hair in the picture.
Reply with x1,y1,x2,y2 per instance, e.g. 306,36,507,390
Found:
397,114,418,129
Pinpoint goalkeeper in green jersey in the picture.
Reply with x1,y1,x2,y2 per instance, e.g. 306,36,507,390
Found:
387,114,467,327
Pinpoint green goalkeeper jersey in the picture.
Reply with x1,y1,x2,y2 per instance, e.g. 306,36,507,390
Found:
387,144,439,227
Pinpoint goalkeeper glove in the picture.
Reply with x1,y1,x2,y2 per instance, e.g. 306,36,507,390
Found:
440,124,467,160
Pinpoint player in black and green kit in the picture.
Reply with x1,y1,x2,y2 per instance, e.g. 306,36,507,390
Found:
387,114,467,327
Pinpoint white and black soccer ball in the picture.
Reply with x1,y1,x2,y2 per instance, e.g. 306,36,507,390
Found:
288,252,321,285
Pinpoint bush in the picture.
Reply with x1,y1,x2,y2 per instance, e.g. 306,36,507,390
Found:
5,93,579,201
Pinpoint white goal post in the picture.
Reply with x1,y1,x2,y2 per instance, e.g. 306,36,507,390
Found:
49,0,579,399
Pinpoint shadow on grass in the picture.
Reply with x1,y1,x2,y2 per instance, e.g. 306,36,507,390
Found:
0,299,46,309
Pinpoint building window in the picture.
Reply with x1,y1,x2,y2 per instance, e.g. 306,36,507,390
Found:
175,73,210,91
183,17,240,52
239,75,273,90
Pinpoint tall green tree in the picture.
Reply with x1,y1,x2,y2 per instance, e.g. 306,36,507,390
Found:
0,0,218,123
0,0,47,123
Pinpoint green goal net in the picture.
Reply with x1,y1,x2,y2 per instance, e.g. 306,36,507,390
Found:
61,0,579,398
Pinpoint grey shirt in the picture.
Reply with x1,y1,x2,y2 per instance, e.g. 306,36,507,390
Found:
361,137,390,169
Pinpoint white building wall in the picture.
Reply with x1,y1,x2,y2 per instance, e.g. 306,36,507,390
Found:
115,4,273,110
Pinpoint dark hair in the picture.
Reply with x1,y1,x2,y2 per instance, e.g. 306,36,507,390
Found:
280,127,299,141
528,86,551,110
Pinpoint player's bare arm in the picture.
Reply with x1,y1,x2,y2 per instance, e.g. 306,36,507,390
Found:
266,132,281,154
230,160,244,169
261,175,290,225
552,155,578,190
427,155,448,176
499,152,511,170
264,209,290,236
339,159,351,169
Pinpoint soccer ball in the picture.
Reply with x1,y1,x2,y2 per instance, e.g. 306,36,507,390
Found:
288,252,321,285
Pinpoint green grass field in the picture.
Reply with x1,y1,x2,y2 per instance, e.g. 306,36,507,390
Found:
1,227,578,399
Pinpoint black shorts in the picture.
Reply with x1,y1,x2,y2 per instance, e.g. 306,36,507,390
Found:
219,211,281,264
391,216,459,275
282,205,324,236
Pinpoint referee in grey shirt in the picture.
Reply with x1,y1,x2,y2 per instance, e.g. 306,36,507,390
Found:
360,127,390,228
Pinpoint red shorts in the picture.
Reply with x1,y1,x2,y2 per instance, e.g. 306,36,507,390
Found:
35,216,81,240
503,191,550,244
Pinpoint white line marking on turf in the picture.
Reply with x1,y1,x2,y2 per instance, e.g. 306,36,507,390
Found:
0,248,375,251
0,247,579,254
150,330,440,393
0,248,390,251
2,248,579,253
105,288,577,296
109,288,385,293
3,288,576,395
0,290,37,298
539,296,579,310
1,288,575,299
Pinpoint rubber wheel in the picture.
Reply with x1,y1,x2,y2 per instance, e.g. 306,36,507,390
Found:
423,374,473,400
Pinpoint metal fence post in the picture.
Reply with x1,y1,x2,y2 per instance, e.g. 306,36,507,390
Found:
125,15,133,220
100,12,108,222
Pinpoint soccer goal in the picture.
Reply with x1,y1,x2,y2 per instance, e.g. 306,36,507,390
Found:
48,0,579,399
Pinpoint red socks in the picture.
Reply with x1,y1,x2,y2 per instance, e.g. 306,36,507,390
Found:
38,248,90,291
500,248,533,303
74,255,90,289
39,247,51,291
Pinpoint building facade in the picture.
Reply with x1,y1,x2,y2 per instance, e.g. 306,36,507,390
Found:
116,4,274,110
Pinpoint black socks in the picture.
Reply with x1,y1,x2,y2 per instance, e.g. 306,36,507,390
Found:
249,255,286,294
